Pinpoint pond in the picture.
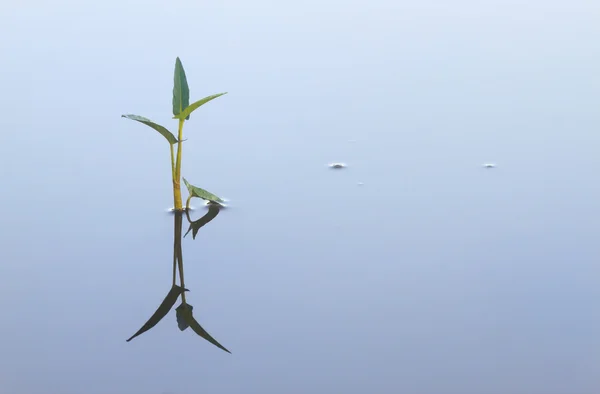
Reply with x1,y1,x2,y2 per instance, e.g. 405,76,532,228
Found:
1,1,599,393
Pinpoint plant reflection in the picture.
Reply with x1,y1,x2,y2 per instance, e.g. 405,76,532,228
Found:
126,204,230,353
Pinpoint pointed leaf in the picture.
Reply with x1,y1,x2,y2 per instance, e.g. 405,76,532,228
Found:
180,303,231,353
121,114,178,145
126,285,187,342
183,177,224,204
173,57,190,120
184,205,221,239
176,303,193,331
173,93,227,120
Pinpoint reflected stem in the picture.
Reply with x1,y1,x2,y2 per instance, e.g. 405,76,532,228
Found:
174,212,187,304
172,212,177,287
176,247,186,304
172,251,177,287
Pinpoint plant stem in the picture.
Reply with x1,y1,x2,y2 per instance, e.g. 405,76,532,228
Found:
170,143,178,210
173,119,185,211
170,144,176,181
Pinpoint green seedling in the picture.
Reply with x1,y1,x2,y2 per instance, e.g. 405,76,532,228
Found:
122,57,227,211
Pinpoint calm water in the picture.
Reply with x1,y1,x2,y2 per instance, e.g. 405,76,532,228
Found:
1,1,600,393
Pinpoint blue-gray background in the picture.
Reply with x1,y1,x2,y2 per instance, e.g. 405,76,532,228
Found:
1,0,599,393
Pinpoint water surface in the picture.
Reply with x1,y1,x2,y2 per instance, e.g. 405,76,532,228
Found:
1,1,599,393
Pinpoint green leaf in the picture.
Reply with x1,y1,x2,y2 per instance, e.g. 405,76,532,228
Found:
178,302,231,353
183,177,224,204
126,284,188,342
121,114,178,145
173,93,227,120
173,57,190,120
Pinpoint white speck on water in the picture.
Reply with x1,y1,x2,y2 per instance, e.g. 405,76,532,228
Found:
329,162,347,169
357,182,364,186
482,163,496,168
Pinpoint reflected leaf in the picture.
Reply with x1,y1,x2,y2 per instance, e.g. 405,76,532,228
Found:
176,303,192,331
184,204,221,239
121,114,178,145
173,57,190,120
178,302,231,353
183,177,224,204
173,93,227,120
126,284,188,342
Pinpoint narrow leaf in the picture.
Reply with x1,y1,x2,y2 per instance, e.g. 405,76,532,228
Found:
183,177,224,204
184,204,221,239
173,93,227,120
173,57,190,120
121,114,178,145
180,303,231,353
126,284,187,342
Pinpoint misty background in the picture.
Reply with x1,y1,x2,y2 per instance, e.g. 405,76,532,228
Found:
0,0,599,393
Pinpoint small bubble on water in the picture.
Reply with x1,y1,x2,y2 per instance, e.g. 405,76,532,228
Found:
329,162,347,169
